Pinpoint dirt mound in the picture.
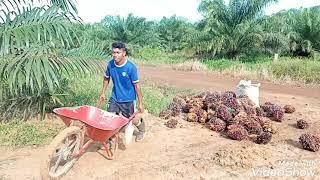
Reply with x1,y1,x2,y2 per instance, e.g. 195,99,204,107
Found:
212,145,272,169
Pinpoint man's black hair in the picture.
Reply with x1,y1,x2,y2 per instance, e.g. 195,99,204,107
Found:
112,42,127,52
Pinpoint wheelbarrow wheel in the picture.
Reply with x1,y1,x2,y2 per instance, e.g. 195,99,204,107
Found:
40,126,82,180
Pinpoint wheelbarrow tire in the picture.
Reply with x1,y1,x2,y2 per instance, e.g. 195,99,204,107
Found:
40,126,82,180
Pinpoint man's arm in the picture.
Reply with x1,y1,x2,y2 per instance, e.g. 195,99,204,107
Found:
98,77,110,105
134,83,144,113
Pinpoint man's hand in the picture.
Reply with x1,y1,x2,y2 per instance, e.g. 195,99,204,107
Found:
97,94,105,107
138,103,144,113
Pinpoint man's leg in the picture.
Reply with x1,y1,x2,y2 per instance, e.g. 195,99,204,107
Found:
118,101,134,118
135,118,146,142
132,111,146,134
132,101,145,142
119,101,145,142
107,99,120,114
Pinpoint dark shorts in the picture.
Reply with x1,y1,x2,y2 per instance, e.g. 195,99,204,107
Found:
107,98,135,118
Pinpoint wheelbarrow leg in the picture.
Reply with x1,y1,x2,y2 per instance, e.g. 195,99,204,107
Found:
99,134,119,160
73,139,94,158
102,141,114,158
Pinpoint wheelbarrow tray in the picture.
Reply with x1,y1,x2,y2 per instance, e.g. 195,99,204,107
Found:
53,105,129,141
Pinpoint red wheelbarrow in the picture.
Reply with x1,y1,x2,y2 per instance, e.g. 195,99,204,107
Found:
40,105,137,179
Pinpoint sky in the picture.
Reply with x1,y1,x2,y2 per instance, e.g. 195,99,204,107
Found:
77,0,320,24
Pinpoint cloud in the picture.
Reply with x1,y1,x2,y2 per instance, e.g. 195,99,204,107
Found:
77,0,202,23
77,0,320,23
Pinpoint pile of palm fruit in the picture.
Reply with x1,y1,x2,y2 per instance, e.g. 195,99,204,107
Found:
160,91,319,151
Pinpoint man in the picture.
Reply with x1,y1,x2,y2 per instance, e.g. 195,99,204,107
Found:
99,42,145,141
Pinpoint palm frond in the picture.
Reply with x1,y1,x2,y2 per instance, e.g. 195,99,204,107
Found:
0,41,105,120
263,32,289,54
0,0,78,14
1,41,104,95
0,5,80,56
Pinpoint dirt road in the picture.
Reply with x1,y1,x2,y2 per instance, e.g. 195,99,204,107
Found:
1,66,319,180
140,66,320,101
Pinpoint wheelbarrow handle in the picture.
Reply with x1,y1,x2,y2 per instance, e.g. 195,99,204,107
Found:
128,111,139,121
97,100,139,122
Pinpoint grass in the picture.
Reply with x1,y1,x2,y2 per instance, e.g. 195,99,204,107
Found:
203,57,270,71
270,58,320,83
202,57,320,84
63,74,109,109
172,61,208,71
0,120,64,147
204,59,241,71
141,81,193,115
133,47,192,65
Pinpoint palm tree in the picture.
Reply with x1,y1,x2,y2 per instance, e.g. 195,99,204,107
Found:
260,11,291,55
156,15,193,52
76,23,114,53
262,7,320,57
0,0,104,120
289,7,320,56
188,0,278,59
101,13,160,54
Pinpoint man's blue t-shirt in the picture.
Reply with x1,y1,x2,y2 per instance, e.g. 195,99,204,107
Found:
104,59,139,103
